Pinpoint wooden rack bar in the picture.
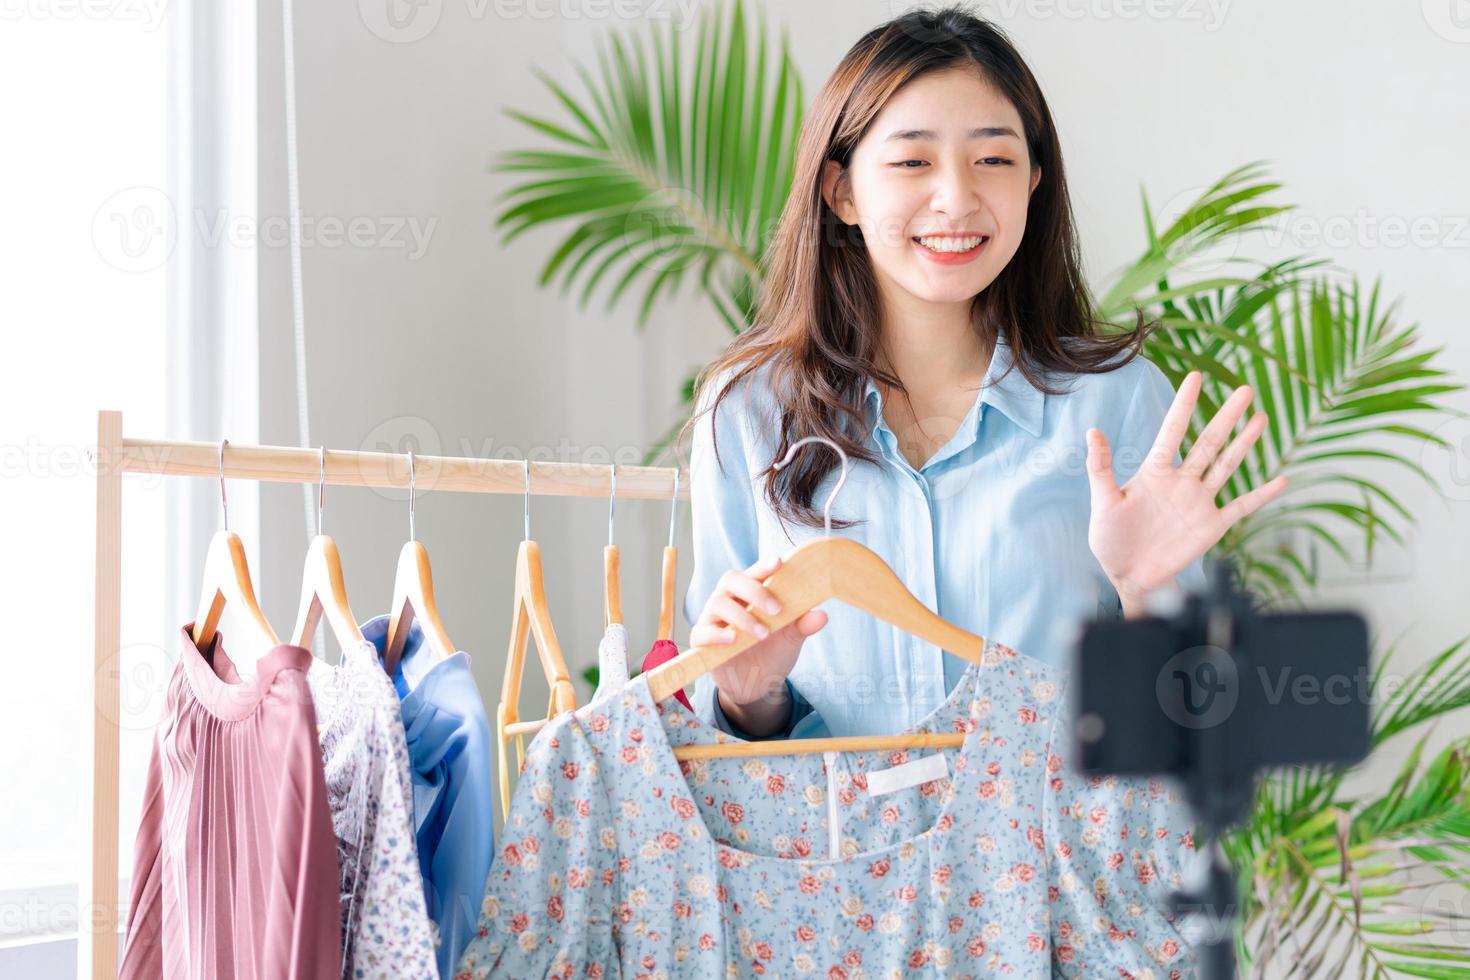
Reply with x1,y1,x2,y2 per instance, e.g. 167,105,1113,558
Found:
83,409,688,979
113,435,690,499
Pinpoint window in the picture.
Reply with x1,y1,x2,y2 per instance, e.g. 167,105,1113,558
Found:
0,4,258,965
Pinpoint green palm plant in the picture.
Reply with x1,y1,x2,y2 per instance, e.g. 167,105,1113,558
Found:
1232,637,1470,977
1103,161,1464,605
494,0,800,465
490,3,1470,973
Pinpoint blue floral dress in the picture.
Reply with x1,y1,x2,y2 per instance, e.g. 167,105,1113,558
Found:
456,639,1199,978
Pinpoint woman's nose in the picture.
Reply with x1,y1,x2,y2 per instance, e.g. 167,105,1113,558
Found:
930,164,981,216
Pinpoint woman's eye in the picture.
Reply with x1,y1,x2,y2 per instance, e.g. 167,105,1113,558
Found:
888,157,1013,168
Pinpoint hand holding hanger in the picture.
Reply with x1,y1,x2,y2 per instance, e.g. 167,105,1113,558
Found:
689,553,828,736
644,435,988,759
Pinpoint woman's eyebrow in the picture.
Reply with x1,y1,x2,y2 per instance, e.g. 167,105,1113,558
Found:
883,125,1020,142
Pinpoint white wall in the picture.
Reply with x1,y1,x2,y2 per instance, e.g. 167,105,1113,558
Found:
247,0,1470,830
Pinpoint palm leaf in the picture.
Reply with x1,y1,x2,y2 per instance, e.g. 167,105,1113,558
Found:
1232,634,1470,977
1100,165,1463,600
490,0,798,331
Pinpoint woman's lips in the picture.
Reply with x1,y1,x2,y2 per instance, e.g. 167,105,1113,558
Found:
912,235,989,265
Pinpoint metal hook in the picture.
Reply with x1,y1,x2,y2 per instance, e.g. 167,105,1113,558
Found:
666,467,680,548
217,438,230,532
772,435,849,536
607,462,617,547
316,446,326,537
522,458,531,542
407,450,417,542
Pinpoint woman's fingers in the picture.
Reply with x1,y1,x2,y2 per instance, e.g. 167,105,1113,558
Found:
705,593,771,641
691,555,800,650
792,609,827,637
1180,384,1254,479
1202,410,1270,493
689,621,737,646
1145,370,1203,472
1220,474,1289,525
718,566,784,617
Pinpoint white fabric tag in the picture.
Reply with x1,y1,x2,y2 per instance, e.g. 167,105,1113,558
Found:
822,751,841,860
865,751,949,797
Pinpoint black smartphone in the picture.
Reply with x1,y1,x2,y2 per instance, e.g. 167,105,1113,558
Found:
1073,610,1372,778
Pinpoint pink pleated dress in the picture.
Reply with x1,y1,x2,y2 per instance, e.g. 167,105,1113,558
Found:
119,625,342,979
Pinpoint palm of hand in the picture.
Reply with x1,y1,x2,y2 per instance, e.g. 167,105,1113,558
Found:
1085,371,1288,597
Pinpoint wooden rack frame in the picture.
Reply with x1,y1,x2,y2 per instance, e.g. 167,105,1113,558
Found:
82,409,688,978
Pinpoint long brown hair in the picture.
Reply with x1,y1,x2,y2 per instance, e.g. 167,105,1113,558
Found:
680,3,1155,531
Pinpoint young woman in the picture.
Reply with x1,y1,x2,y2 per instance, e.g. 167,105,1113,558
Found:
680,7,1286,742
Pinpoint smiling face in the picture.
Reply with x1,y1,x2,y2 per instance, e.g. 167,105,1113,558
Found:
822,66,1042,310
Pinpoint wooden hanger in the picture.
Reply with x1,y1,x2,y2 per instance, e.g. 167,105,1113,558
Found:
496,458,577,821
641,436,988,760
291,448,365,651
656,468,679,642
193,439,280,657
384,450,455,680
604,463,622,629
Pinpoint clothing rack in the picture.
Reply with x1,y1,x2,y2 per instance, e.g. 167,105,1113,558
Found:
82,408,689,980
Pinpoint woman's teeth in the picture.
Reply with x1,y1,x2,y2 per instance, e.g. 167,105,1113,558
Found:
914,235,987,253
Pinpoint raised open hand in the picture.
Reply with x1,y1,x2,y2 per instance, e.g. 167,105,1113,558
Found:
1084,370,1288,603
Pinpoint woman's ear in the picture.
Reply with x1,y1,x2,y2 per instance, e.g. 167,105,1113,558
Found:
821,159,855,224
1029,164,1042,197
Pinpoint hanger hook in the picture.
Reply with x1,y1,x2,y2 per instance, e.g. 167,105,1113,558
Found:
666,467,680,548
407,449,417,542
522,457,531,542
772,435,848,536
607,462,617,547
217,438,230,532
317,446,326,537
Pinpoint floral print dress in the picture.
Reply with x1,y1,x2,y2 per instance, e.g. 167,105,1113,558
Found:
456,638,1198,978
310,641,439,979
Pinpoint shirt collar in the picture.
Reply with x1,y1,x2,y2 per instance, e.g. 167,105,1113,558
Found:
862,332,1045,439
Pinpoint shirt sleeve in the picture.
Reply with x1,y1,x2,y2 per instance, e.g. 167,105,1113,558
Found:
703,674,819,741
1043,676,1198,976
1102,358,1209,617
681,365,818,739
453,717,620,978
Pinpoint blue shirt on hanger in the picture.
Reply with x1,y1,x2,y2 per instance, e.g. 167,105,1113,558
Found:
685,333,1208,741
361,613,494,980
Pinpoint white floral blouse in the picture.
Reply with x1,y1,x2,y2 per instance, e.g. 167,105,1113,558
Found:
310,640,440,979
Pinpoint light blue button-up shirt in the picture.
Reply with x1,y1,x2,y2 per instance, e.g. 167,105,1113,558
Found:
682,333,1207,740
